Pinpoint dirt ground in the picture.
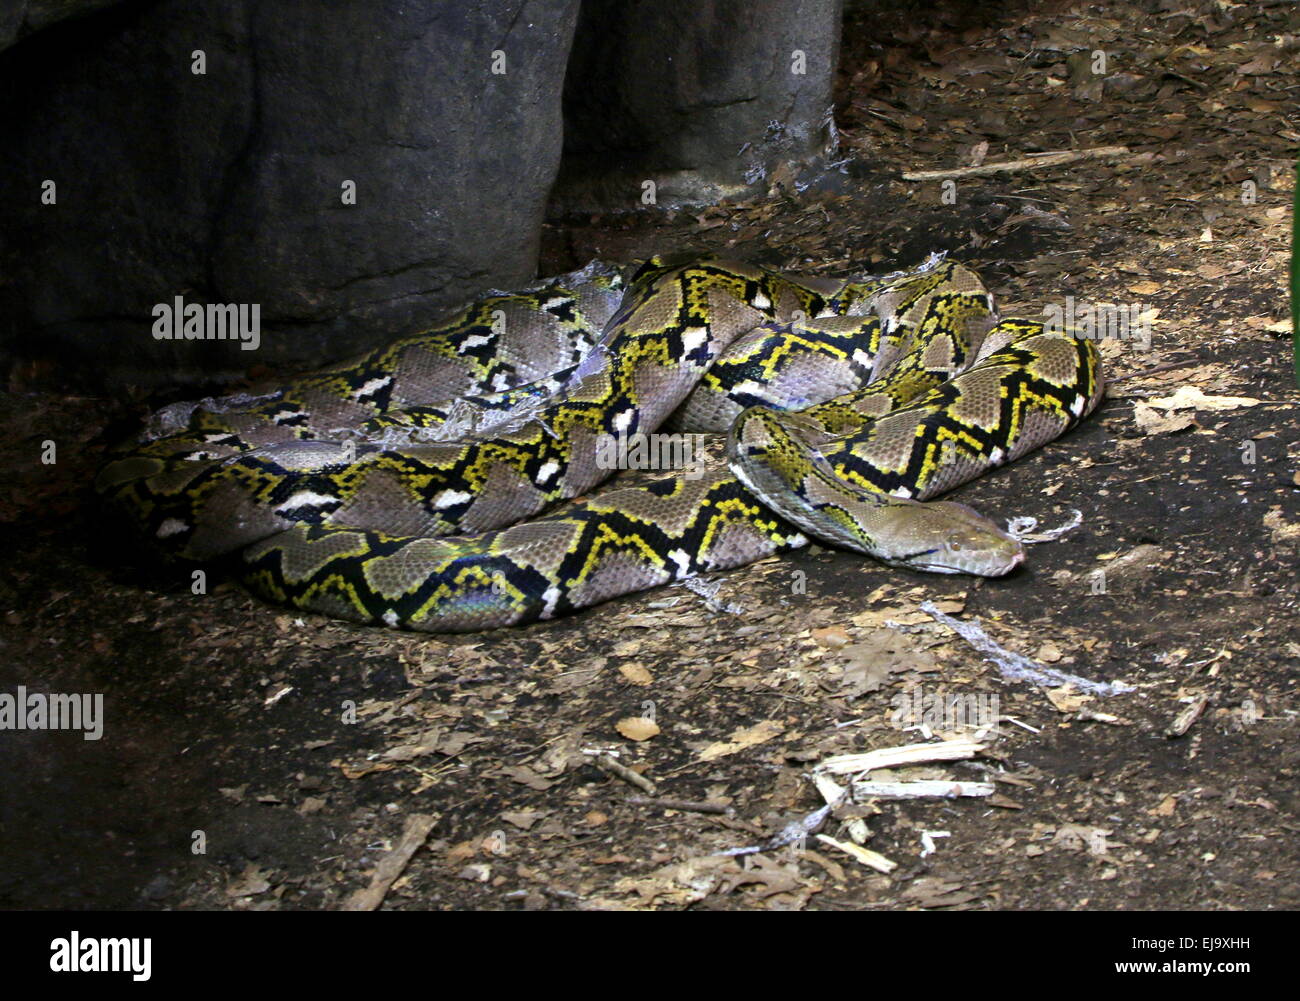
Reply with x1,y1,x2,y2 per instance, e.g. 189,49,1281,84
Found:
1,0,1297,912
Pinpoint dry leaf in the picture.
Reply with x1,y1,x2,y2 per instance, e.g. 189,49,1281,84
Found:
616,716,661,741
1096,544,1169,584
717,854,813,900
226,864,272,899
1134,402,1197,434
1045,685,1092,713
811,625,852,649
839,629,938,696
1035,641,1063,663
501,810,544,830
1146,386,1261,411
496,765,556,791
1263,509,1300,550
610,856,739,907
698,719,784,761
898,876,982,909
1149,795,1178,817
618,663,654,685
1052,824,1111,855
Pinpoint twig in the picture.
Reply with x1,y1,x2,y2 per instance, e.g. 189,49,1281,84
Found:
1165,695,1209,738
847,780,995,800
593,753,657,794
1107,359,1202,383
627,796,733,815
340,813,437,911
815,835,897,874
902,145,1130,181
815,736,987,777
1161,70,1208,91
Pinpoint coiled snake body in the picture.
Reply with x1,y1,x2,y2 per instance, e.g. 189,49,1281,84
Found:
97,256,1104,631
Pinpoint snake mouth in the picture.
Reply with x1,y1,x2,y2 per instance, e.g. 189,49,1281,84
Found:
978,546,1026,577
896,546,1025,576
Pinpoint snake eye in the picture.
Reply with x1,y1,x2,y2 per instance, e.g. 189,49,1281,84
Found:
947,535,963,551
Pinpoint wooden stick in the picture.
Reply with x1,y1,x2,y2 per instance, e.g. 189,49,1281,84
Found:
815,834,898,874
848,780,995,800
1165,695,1209,738
816,737,986,777
340,813,436,911
594,753,657,794
628,796,733,815
1107,359,1202,383
902,146,1130,181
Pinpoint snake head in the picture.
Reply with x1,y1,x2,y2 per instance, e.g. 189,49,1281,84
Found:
880,500,1024,576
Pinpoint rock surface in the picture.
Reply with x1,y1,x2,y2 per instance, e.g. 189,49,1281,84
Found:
0,0,842,389
0,0,582,387
557,0,844,211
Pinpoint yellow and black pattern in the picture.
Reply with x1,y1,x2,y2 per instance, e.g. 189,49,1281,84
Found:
98,257,1104,632
100,260,831,558
727,318,1103,577
242,472,808,632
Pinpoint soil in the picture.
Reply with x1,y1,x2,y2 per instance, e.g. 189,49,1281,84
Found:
1,0,1296,911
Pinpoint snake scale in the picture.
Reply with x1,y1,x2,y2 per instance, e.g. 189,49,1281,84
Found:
97,256,1104,632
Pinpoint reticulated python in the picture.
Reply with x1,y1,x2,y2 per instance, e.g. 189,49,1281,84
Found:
97,256,1104,631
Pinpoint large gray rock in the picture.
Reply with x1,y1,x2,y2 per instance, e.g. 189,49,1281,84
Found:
556,0,844,211
0,0,843,391
0,0,582,388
